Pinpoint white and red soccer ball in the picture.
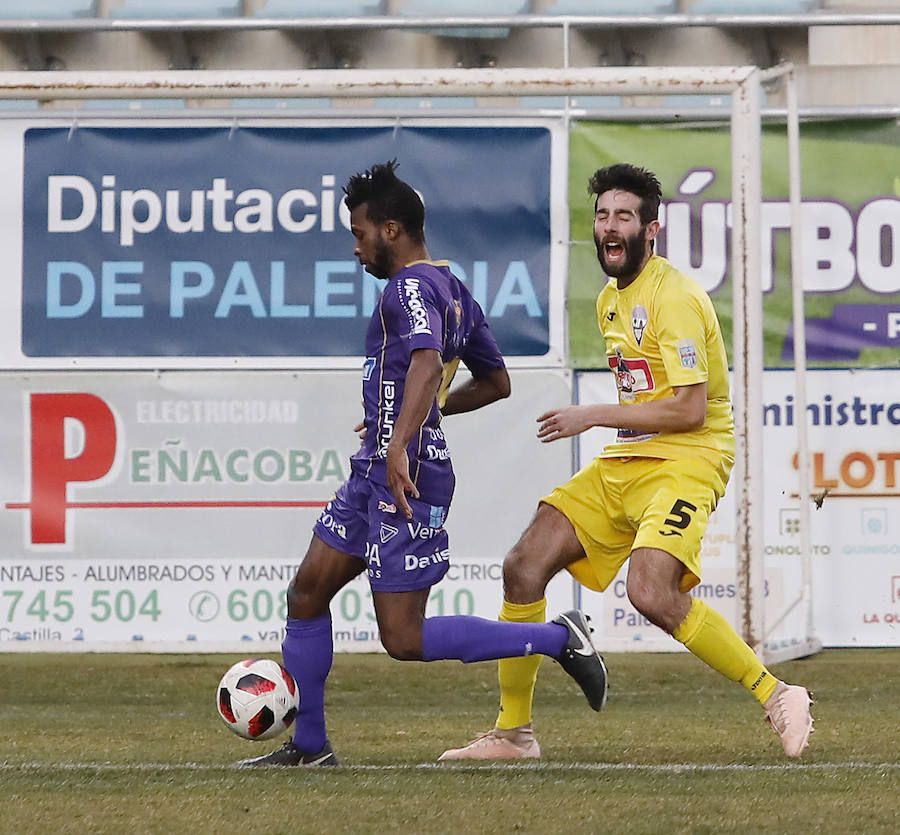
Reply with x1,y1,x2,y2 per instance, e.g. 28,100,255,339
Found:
217,658,299,741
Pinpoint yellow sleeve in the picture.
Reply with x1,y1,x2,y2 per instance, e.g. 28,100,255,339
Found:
654,283,710,387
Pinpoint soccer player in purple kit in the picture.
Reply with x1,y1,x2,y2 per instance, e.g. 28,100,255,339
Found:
238,160,608,768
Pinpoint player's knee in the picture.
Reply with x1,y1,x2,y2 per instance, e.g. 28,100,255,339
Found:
502,548,527,586
286,582,327,620
626,576,669,628
380,630,423,661
627,583,688,634
502,548,546,600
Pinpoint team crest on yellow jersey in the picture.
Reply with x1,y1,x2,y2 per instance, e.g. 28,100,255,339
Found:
677,338,698,369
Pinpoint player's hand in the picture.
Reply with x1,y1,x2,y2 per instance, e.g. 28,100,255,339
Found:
353,420,367,439
386,443,419,519
536,406,593,442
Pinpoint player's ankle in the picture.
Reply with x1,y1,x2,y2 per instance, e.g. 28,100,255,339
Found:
764,680,788,709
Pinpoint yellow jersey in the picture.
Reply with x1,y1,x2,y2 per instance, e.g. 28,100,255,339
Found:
595,254,734,467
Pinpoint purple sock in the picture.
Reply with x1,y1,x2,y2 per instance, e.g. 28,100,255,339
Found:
421,615,567,663
282,613,332,754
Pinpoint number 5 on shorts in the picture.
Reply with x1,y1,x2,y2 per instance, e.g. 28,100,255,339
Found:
664,499,698,531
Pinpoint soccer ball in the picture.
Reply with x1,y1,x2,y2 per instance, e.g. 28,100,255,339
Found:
216,658,299,741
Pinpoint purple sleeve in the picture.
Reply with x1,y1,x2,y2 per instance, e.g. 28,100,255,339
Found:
462,308,506,378
395,275,443,353
383,278,442,354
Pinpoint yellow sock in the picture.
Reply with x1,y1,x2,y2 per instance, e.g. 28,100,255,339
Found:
495,599,546,730
673,597,778,705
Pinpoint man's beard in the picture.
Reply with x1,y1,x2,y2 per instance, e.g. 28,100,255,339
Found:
594,227,648,280
365,235,393,280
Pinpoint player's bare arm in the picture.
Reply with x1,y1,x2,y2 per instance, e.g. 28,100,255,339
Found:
386,347,444,517
537,381,707,443
441,366,511,416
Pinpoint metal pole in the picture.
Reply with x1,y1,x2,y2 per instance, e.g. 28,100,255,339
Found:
1,13,900,34
785,69,816,644
731,69,764,651
0,66,756,100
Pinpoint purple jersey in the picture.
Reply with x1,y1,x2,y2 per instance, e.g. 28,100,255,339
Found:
351,260,505,507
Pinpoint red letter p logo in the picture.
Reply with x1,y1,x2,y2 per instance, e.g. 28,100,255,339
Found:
30,393,117,545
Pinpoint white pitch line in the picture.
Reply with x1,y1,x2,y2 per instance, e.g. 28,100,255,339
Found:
1,761,898,773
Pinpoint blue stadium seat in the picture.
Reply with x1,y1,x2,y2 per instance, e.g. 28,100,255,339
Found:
544,1,677,14
518,96,567,108
0,1,96,18
0,99,41,109
662,94,730,109
229,97,332,108
398,1,530,39
688,1,821,12
374,96,478,108
568,95,623,108
662,89,767,109
110,1,243,18
518,95,622,108
1,3,97,72
83,98,187,109
254,1,385,15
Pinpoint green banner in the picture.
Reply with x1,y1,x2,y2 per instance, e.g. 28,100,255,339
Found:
569,120,900,369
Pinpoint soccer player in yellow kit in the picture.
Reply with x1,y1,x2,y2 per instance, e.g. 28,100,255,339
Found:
440,163,814,761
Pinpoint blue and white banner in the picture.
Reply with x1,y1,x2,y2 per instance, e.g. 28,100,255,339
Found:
21,124,553,363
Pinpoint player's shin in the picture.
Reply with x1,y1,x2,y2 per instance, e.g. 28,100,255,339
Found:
421,614,565,663
496,599,546,729
672,597,778,705
282,613,334,753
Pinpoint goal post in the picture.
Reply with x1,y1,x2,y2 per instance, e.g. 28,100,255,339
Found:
0,64,820,662
729,67,765,653
731,64,821,664
756,64,822,664
0,66,765,103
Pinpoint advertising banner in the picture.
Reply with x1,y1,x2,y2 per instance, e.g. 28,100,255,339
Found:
576,368,900,649
568,120,900,369
6,121,558,367
0,369,574,651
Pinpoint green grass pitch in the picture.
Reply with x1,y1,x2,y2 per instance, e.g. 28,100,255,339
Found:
1,649,897,833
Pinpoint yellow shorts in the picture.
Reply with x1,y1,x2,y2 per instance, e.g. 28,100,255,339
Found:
542,455,731,595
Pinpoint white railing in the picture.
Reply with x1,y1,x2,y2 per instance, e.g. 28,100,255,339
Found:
1,12,900,33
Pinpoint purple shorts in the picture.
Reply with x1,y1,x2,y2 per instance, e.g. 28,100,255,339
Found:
313,472,450,592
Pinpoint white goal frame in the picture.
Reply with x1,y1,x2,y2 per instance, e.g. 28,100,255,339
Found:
0,65,821,663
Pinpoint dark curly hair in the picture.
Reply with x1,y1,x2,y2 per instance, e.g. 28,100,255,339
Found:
343,159,425,244
588,163,662,225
